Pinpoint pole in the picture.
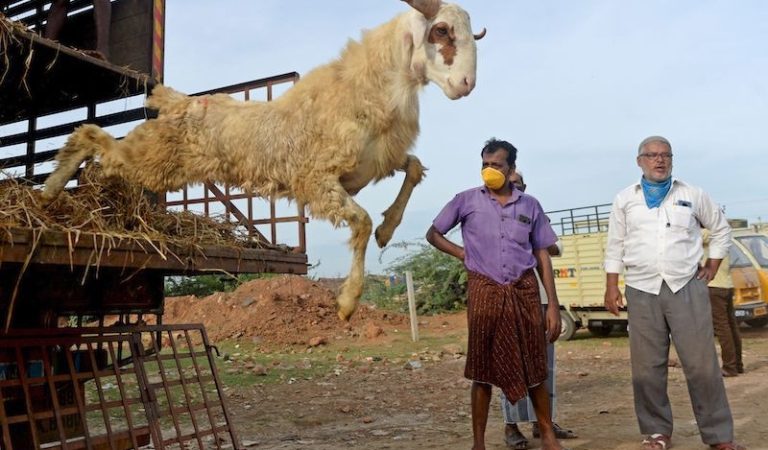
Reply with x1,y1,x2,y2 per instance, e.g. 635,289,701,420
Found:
406,271,419,342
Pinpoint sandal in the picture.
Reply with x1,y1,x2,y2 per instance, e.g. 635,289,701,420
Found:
710,443,746,450
504,423,529,449
532,422,578,439
642,434,671,450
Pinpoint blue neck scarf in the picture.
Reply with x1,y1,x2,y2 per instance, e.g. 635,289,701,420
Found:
641,176,672,209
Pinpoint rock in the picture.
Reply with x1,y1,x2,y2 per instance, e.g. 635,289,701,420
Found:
362,416,374,424
307,336,326,347
441,344,464,356
251,364,268,376
296,358,312,369
363,322,384,339
404,360,423,370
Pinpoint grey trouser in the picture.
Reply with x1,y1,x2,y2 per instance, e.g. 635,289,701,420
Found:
625,278,733,444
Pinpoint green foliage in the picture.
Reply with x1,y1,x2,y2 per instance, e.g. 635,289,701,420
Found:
361,275,408,312
164,273,274,297
382,239,467,314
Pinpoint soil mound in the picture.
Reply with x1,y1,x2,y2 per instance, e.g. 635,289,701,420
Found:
163,275,407,346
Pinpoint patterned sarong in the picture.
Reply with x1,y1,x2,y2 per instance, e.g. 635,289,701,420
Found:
464,269,547,403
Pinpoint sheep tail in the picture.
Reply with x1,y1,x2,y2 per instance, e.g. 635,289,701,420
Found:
41,124,114,204
145,84,188,112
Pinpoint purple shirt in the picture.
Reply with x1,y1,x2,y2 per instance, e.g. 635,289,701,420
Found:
432,185,557,285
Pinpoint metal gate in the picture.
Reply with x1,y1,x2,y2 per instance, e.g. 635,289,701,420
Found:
0,324,240,450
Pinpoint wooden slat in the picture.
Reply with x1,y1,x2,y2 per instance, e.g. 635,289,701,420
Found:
0,228,308,274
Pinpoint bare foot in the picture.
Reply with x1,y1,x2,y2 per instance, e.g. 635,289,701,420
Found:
540,433,566,450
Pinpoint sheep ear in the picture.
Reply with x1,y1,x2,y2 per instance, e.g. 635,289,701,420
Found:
407,13,428,49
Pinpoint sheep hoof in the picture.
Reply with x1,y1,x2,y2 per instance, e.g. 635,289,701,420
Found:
336,292,358,321
337,303,356,321
374,225,393,248
38,189,59,207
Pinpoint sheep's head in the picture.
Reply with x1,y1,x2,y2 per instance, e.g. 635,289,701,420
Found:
402,0,484,100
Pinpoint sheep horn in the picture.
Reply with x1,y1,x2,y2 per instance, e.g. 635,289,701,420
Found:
473,28,487,40
401,0,441,20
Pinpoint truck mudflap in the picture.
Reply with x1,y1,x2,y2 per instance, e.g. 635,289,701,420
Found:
734,300,768,321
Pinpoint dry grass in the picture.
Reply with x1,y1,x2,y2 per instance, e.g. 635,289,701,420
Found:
0,13,27,86
0,164,265,252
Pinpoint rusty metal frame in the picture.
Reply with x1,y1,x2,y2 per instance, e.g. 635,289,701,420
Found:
0,324,240,449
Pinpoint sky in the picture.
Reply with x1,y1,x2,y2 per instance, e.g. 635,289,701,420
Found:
162,1,768,278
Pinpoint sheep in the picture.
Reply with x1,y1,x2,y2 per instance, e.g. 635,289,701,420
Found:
41,0,485,320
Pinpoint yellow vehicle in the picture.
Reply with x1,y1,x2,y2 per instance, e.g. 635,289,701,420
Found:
729,227,768,327
546,205,768,340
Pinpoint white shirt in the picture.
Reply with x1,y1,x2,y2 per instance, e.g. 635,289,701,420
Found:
604,178,731,295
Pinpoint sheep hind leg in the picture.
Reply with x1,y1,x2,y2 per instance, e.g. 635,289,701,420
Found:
307,182,373,321
41,124,115,204
374,155,426,248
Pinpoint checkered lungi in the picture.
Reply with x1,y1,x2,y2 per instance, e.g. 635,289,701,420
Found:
464,269,548,403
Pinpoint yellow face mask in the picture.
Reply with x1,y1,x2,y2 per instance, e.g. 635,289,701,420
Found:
481,167,507,190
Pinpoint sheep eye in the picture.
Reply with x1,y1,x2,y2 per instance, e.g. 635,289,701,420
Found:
435,26,448,36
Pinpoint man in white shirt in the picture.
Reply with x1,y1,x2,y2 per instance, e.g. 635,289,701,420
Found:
603,136,744,450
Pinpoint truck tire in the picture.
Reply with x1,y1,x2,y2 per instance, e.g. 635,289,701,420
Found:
745,317,768,328
588,324,613,337
560,311,577,341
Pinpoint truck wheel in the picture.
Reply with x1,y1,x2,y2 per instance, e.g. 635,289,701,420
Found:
588,324,613,337
745,317,768,328
560,311,576,341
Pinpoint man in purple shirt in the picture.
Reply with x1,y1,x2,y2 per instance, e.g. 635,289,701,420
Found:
426,138,565,450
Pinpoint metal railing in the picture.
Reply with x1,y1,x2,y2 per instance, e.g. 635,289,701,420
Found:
0,324,240,449
545,203,612,236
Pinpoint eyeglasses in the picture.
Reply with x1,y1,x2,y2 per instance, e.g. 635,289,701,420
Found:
639,152,673,161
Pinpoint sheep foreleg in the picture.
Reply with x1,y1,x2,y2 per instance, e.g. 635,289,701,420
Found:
374,155,425,248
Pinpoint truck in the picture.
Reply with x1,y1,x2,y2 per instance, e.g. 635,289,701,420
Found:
545,204,768,340
1,1,308,447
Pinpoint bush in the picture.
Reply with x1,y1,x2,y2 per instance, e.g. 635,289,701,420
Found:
361,275,408,312
382,239,467,314
164,273,271,297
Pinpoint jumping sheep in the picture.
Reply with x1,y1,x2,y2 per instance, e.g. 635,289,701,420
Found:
42,0,485,320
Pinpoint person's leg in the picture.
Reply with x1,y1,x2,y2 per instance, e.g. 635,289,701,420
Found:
666,279,734,445
531,341,577,439
471,382,492,450
44,0,69,40
709,287,738,375
528,383,563,450
625,285,674,437
500,393,530,448
92,0,111,58
725,289,743,373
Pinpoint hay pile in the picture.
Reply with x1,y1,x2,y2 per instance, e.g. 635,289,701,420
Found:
0,164,264,253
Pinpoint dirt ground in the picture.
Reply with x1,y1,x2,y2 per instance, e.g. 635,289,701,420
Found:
164,275,768,450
